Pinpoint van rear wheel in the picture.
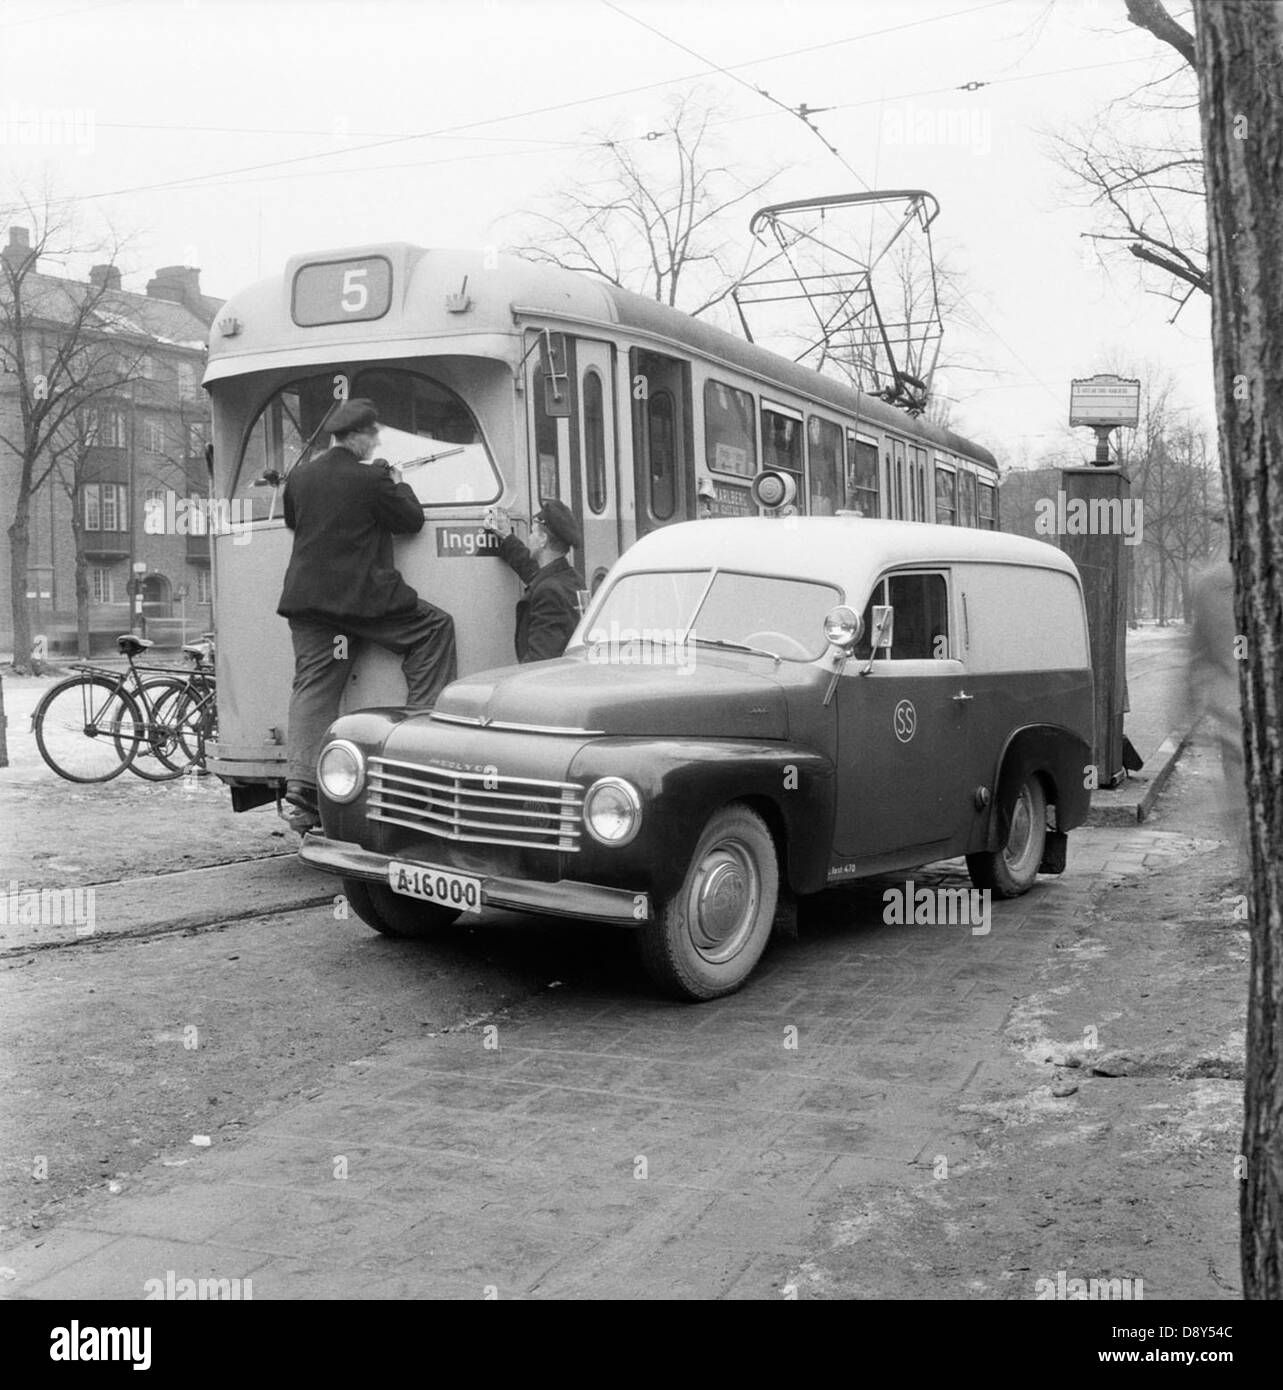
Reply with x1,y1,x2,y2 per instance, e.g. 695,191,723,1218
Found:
638,805,778,1001
341,877,460,939
967,776,1047,898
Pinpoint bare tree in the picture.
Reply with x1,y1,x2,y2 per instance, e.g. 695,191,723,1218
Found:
1192,0,1283,1301
1047,1,1208,314
0,187,142,672
504,92,780,321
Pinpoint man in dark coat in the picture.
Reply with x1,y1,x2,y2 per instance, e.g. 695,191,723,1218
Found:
485,498,585,662
277,398,456,828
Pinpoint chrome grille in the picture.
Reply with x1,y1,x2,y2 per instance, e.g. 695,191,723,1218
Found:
367,757,583,853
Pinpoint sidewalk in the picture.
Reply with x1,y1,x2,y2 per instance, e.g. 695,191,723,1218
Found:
0,734,1245,1299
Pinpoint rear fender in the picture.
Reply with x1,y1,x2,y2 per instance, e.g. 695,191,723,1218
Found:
984,725,1093,850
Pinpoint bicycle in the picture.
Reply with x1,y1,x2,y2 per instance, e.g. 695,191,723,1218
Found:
32,633,218,784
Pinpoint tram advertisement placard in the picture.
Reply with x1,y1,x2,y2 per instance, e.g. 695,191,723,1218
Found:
292,256,392,327
435,525,503,557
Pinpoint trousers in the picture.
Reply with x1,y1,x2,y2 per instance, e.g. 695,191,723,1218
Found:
286,599,457,785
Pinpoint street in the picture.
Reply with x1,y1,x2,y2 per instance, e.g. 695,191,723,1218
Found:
0,629,1248,1297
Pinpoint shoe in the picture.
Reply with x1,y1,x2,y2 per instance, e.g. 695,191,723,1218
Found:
285,780,319,813
284,804,321,834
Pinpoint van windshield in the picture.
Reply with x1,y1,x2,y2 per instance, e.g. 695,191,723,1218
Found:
582,569,841,662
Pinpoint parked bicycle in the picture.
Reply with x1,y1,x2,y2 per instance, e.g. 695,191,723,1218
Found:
32,633,218,784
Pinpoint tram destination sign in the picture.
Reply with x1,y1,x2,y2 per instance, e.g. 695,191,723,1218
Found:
292,255,392,327
1069,374,1141,428
435,525,502,558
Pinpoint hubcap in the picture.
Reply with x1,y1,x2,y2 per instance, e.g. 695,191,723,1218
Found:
688,839,759,964
1004,786,1036,870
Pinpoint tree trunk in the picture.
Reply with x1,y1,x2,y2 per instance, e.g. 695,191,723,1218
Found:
1193,0,1283,1301
73,512,90,659
7,507,32,675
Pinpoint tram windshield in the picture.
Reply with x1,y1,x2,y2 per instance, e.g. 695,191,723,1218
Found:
233,367,500,520
583,569,841,662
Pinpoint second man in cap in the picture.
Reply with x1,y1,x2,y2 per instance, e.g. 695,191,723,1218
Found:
485,498,585,662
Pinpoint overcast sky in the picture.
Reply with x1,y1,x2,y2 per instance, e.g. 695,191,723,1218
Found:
0,0,1213,465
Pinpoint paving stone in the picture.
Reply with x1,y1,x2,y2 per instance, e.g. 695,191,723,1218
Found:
20,1235,269,1300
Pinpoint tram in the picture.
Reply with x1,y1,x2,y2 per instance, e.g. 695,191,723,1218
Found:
202,243,1000,808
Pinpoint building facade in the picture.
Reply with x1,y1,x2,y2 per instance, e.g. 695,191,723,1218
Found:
0,225,223,655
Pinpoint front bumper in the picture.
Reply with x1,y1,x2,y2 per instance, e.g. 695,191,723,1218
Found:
298,834,649,926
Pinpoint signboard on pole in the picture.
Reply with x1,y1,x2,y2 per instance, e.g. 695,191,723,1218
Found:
1069,375,1141,427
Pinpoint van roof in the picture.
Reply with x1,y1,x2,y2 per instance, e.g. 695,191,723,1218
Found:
615,518,1080,587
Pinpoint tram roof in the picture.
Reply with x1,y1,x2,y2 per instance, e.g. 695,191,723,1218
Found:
206,243,996,467
612,517,1077,584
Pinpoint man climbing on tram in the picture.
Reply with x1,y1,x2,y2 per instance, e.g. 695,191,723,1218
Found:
277,397,457,832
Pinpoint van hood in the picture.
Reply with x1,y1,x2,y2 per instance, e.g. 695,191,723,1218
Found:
432,655,789,740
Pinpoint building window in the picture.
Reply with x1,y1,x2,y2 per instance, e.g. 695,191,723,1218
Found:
144,486,166,531
90,409,125,447
90,567,114,603
977,481,997,530
196,568,212,605
935,465,957,525
143,417,164,453
178,362,198,398
84,483,128,531
583,370,607,515
187,420,207,457
844,433,880,517
26,567,52,600
704,380,756,478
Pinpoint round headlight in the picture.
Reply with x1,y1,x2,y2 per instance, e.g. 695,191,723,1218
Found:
317,740,365,803
583,777,642,846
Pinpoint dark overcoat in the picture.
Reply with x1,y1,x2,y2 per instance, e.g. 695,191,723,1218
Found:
495,534,584,662
277,446,424,623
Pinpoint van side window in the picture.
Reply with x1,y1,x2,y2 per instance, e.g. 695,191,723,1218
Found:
856,573,950,660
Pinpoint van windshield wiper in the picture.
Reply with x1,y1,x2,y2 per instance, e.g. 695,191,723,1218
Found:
692,637,781,663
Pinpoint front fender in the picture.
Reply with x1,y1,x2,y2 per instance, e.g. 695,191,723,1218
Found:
569,738,835,901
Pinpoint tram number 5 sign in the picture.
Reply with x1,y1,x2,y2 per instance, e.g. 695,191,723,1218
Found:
893,699,917,743
292,256,392,327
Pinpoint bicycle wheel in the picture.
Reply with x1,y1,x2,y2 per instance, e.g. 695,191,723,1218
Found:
170,682,217,770
125,678,191,780
33,676,143,783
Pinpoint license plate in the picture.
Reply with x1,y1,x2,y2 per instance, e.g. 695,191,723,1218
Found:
387,861,482,914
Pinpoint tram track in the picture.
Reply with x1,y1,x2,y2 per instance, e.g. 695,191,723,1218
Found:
0,850,331,956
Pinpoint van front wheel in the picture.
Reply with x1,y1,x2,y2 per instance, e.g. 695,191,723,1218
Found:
340,877,461,939
967,776,1047,898
638,805,779,1001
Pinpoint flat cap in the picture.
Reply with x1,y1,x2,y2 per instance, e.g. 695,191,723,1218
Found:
534,497,581,550
328,398,380,436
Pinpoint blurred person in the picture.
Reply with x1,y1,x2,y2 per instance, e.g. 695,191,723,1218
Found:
1187,555,1247,861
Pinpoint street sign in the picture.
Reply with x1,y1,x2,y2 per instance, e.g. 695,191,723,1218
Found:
1069,375,1141,427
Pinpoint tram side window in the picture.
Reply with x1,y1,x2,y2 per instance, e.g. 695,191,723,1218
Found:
912,446,928,521
977,480,997,530
959,470,978,527
855,573,949,660
807,416,843,515
583,369,607,514
648,389,677,521
761,405,803,507
935,465,957,525
844,433,880,516
704,380,756,478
